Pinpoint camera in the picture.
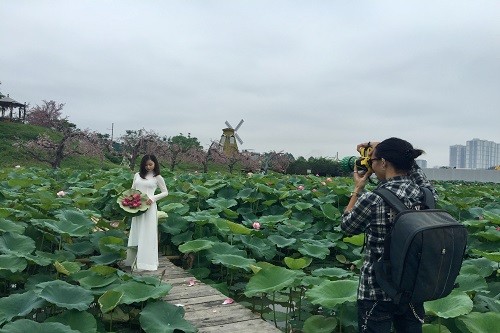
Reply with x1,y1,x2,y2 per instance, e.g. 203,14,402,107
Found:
340,146,373,174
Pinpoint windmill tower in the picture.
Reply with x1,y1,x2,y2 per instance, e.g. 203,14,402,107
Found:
220,119,244,156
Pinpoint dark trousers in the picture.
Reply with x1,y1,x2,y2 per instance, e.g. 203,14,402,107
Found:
357,300,424,333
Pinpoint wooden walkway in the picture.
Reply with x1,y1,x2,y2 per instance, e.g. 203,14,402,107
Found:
134,256,283,333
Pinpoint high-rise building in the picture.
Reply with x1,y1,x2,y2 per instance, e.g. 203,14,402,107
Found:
415,159,428,168
449,145,466,168
450,139,499,169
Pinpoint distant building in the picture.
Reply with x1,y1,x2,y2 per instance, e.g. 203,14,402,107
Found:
415,159,427,168
449,145,466,168
449,138,499,169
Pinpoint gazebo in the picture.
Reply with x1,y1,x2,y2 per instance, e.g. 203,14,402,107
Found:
0,94,27,122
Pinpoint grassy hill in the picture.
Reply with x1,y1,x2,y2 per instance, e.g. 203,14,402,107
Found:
0,120,120,170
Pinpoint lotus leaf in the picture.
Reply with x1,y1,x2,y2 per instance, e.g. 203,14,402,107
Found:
162,202,189,214
207,242,246,257
298,243,330,259
0,291,45,325
305,280,358,309
206,197,237,209
472,249,500,262
240,235,277,260
54,261,81,275
320,203,341,221
140,301,197,333
343,234,365,246
225,220,252,235
311,267,354,279
116,189,150,217
456,311,500,333
0,255,27,273
0,218,25,233
210,254,256,271
63,241,95,255
0,232,36,256
268,234,296,248
0,319,80,333
77,272,119,289
113,281,172,304
45,310,97,333
245,266,305,297
455,273,489,293
284,256,312,270
36,280,94,311
422,323,452,333
178,239,214,253
190,185,214,198
303,315,337,333
98,290,124,313
424,290,473,318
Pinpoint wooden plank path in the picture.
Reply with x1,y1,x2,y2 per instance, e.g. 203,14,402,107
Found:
134,256,283,333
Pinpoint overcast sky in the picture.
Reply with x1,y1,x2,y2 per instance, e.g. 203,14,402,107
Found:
1,0,499,167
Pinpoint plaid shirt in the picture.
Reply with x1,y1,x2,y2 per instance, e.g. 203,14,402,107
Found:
341,166,436,301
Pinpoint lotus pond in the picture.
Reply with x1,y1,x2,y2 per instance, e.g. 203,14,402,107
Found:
0,167,498,333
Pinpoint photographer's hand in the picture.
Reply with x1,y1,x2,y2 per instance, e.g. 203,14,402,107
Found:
344,165,372,214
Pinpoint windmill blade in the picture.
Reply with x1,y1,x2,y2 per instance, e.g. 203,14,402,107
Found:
235,133,243,145
234,119,244,131
225,121,232,129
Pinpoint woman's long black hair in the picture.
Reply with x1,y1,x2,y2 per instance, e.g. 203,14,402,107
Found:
139,154,161,178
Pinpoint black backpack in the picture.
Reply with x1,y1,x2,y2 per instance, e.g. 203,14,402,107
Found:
373,187,468,305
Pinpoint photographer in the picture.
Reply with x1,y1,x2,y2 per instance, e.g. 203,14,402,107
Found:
341,137,436,333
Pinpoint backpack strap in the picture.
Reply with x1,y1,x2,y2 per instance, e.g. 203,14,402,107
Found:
373,188,408,213
421,187,436,209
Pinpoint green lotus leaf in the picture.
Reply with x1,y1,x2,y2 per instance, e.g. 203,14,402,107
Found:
140,301,197,333
63,241,95,255
178,239,214,253
98,290,124,313
225,220,252,235
305,280,358,309
258,214,288,225
0,291,45,325
207,242,246,257
298,243,330,259
320,203,341,221
294,202,314,211
0,254,27,273
116,189,151,217
160,213,190,234
456,311,500,333
240,236,277,260
303,315,338,333
268,234,296,248
455,272,489,293
210,254,256,271
460,258,497,278
311,267,354,279
422,323,452,333
190,185,214,198
245,266,305,297
343,234,365,246
161,202,189,215
98,236,125,254
206,197,238,209
424,290,473,318
0,218,25,233
77,272,119,289
54,261,81,276
474,227,500,242
185,211,215,225
157,211,168,220
89,265,118,276
0,232,36,256
284,256,312,270
0,319,80,333
45,310,97,333
113,281,172,304
472,249,500,262
36,280,94,311
90,252,122,265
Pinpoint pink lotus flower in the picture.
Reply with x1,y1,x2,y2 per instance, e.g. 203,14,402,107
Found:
188,278,196,286
56,191,66,197
252,222,261,230
297,185,305,190
222,298,234,305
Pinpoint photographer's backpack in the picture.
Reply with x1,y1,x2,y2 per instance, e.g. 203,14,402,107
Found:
373,187,468,305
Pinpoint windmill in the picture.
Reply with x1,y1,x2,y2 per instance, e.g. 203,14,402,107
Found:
220,119,244,156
